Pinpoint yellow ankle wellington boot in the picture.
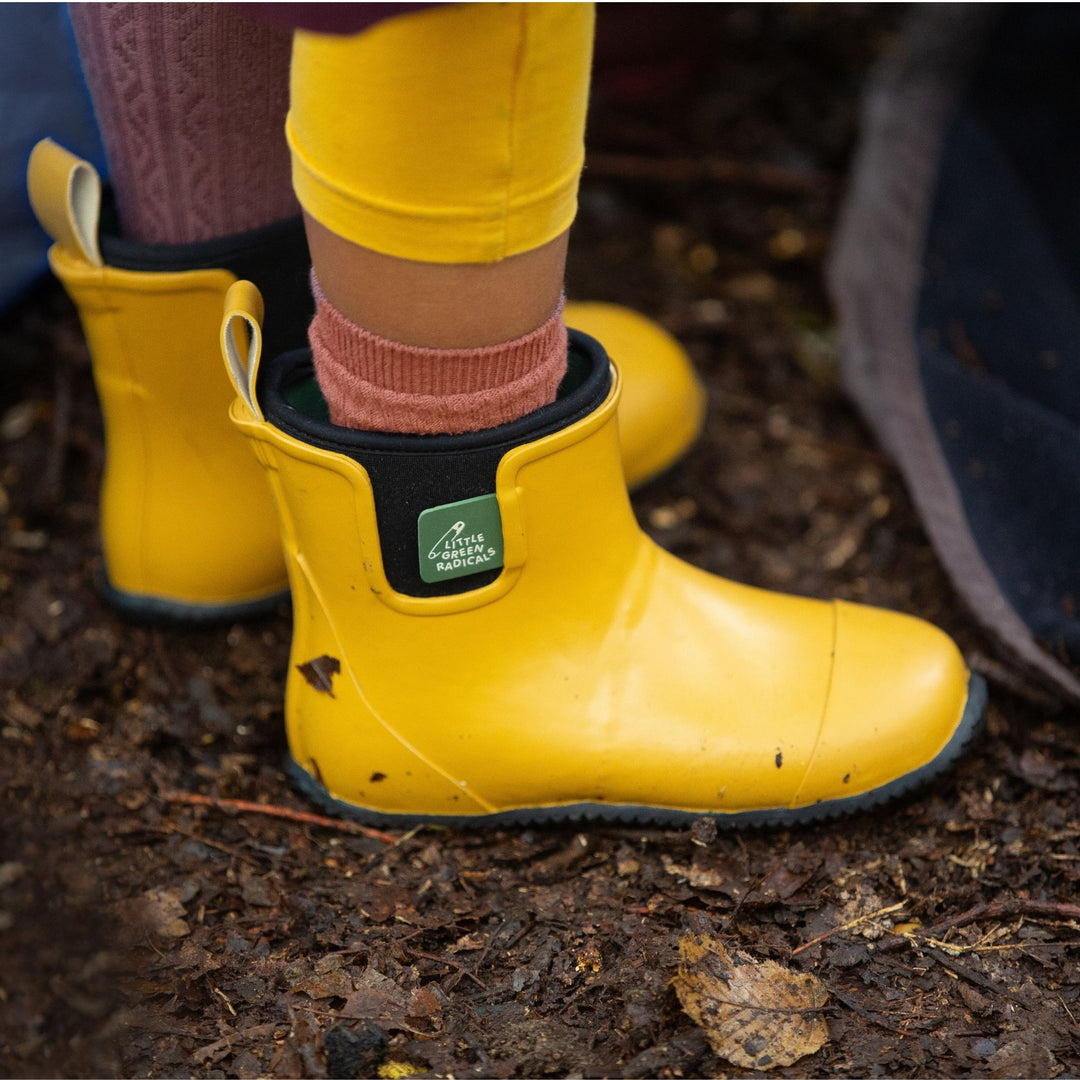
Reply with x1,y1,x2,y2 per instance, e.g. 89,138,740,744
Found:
28,142,703,621
27,140,308,619
221,282,985,826
564,302,706,488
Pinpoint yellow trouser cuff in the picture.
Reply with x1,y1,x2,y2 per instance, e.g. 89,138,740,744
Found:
288,123,584,263
288,2,594,263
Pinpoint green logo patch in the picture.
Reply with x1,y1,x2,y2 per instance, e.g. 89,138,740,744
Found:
417,494,503,584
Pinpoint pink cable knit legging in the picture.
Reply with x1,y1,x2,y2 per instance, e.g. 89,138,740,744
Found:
68,3,570,434
68,3,298,245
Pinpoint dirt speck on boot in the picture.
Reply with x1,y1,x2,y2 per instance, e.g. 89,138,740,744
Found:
297,655,342,696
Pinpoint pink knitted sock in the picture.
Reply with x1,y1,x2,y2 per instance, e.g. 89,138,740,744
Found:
309,276,569,434
69,3,298,245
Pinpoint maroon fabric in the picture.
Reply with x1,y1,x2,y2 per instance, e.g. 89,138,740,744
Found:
243,3,440,35
70,3,298,244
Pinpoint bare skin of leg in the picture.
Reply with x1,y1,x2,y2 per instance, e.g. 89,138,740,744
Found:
305,214,569,349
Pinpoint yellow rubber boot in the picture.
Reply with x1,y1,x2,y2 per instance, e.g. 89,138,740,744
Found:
27,140,300,620
28,142,702,617
221,282,984,827
564,302,705,488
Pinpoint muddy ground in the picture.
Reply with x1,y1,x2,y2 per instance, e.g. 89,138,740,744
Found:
2,6,1079,1078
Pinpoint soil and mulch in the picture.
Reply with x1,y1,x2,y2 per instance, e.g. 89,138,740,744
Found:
2,7,1079,1078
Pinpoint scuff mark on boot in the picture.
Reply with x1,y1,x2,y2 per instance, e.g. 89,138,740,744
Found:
297,655,341,697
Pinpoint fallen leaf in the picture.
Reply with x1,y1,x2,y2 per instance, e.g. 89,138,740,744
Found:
239,867,280,908
296,655,341,697
661,854,728,891
173,941,221,976
690,817,718,847
341,968,442,1036
987,1040,1058,1079
314,953,344,975
839,883,895,940
293,970,356,999
269,1007,326,1079
191,1023,282,1067
407,986,442,1018
230,1050,262,1079
672,932,829,1070
1016,748,1073,792
126,888,190,938
760,862,816,902
447,932,486,953
340,968,410,1020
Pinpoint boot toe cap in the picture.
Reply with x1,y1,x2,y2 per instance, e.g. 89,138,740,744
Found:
797,600,975,806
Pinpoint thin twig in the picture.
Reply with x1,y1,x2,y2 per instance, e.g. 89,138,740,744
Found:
829,989,909,1036
403,946,487,990
923,951,1020,1003
192,1022,285,1066
922,899,1080,940
161,823,263,867
919,921,1014,957
727,866,772,931
161,790,399,844
791,903,906,957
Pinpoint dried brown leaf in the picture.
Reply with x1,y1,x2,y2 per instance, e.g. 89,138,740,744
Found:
407,986,442,1018
173,941,220,976
124,888,190,938
238,867,280,908
672,932,829,1070
340,969,443,1036
448,932,486,953
662,854,729,890
269,1007,327,1079
293,970,356,999
340,968,409,1020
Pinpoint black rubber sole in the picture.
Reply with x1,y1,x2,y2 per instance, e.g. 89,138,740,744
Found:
102,574,290,625
286,672,987,830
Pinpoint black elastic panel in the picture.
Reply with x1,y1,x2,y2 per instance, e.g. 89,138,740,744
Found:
98,208,313,362
260,331,612,598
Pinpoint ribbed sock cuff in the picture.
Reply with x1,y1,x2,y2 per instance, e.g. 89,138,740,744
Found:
308,274,568,434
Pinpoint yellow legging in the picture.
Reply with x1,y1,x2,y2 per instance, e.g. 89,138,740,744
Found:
287,3,595,265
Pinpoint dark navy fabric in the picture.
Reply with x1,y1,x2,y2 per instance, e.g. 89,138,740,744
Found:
1,4,106,313
917,5,1080,662
919,339,1080,659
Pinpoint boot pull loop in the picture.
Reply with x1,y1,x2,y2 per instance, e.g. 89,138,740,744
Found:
26,139,103,268
221,281,267,421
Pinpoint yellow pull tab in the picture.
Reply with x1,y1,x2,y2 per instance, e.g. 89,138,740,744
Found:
26,139,103,267
221,280,266,421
